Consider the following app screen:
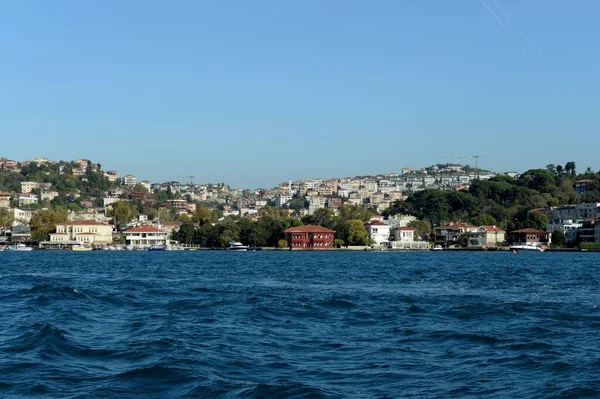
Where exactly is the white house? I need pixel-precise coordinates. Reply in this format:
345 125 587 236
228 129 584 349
469 226 506 248
364 220 391 247
124 225 168 248
389 226 429 249
13 208 36 225
547 219 582 244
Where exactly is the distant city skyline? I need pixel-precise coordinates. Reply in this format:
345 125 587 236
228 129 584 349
2 1 599 188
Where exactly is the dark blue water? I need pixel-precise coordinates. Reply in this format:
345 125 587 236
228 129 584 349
1 251 600 398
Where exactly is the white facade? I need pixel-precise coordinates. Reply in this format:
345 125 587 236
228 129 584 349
392 227 415 242
547 219 582 244
18 194 38 207
50 220 113 244
124 225 168 248
386 214 417 229
548 203 600 222
469 226 506 248
13 208 36 226
41 191 59 202
123 174 137 187
275 194 292 208
20 181 52 193
365 221 391 247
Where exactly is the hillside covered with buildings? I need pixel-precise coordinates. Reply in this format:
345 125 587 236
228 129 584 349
0 156 599 250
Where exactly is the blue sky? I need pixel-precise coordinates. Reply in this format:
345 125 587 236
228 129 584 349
1 0 599 188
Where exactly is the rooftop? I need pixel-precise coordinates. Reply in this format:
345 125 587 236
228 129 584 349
284 225 335 234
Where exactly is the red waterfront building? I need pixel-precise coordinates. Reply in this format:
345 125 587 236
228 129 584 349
284 225 335 250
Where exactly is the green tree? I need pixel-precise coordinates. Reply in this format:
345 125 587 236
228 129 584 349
0 208 14 236
551 231 566 248
334 238 345 248
347 219 369 246
278 239 288 248
191 206 216 225
457 232 470 248
565 161 576 177
107 201 139 230
470 213 497 227
339 204 372 222
30 207 68 241
407 220 431 240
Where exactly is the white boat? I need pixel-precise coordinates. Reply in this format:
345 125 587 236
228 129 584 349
7 243 33 251
227 241 249 251
510 244 544 252
72 242 93 251
431 245 443 251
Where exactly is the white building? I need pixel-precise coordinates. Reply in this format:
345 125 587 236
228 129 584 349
49 220 113 245
123 174 137 187
469 226 506 248
547 219 582 244
18 193 38 207
548 203 600 222
364 220 391 247
363 181 378 193
13 208 36 226
386 214 417 229
41 191 59 202
389 226 429 249
124 225 168 248
104 170 120 182
275 194 292 208
139 181 151 192
20 181 52 193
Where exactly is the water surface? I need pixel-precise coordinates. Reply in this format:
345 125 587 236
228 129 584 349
1 251 599 398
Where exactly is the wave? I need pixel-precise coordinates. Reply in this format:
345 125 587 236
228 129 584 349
234 381 340 399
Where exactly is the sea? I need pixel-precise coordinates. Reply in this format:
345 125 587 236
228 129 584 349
0 251 599 398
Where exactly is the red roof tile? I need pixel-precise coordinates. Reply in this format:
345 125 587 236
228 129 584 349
480 226 505 232
284 225 335 234
510 228 547 234
394 226 415 231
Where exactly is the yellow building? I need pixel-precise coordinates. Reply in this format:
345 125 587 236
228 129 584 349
49 220 113 245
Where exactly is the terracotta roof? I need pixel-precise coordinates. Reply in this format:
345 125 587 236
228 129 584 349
125 225 165 233
510 228 547 234
480 226 505 233
394 226 415 231
284 225 335 234
74 232 98 235
575 179 593 183
60 220 107 226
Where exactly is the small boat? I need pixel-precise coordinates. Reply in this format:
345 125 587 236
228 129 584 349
227 241 249 251
509 244 544 252
72 242 93 251
7 243 33 251
431 245 443 251
148 245 166 251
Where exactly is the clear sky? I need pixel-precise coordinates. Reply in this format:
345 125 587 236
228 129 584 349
1 1 598 188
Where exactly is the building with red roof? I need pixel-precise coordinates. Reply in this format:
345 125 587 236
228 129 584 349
284 225 335 250
508 228 549 246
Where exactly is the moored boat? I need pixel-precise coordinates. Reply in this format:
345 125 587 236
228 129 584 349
72 242 93 251
7 243 33 251
227 241 249 251
509 244 544 252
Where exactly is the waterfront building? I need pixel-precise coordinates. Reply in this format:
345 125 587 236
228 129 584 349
434 222 477 247
50 220 113 245
124 225 168 248
468 226 506 248
284 225 335 250
364 220 391 248
508 228 550 246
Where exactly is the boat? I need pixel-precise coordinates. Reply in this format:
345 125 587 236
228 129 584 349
7 243 33 251
509 244 544 252
147 245 166 251
72 242 93 251
227 241 249 251
431 245 443 251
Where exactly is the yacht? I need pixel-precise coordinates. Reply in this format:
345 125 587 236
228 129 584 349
227 241 249 251
509 244 544 252
7 243 33 251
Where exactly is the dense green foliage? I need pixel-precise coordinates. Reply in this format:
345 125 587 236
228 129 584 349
383 163 596 231
30 207 68 241
172 204 373 248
